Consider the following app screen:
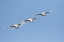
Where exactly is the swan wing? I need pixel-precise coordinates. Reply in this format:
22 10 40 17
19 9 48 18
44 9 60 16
20 20 26 26
4 26 15 28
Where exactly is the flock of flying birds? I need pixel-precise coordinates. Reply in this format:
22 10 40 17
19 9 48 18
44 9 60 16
4 10 54 29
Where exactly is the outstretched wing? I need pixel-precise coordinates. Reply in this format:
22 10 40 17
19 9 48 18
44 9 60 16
17 24 21 26
25 20 30 22
44 10 54 14
33 18 38 20
4 26 15 28
20 20 27 26
44 12 50 14
31 14 42 16
9 26 15 27
37 14 42 15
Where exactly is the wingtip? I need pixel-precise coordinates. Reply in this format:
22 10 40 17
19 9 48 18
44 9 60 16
50 11 53 12
4 26 10 28
31 15 37 16
31 15 34 16
50 10 55 12
53 10 55 11
3 27 6 28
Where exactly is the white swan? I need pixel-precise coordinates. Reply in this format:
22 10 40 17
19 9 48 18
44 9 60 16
4 24 21 29
25 18 38 23
32 11 54 16
4 20 27 29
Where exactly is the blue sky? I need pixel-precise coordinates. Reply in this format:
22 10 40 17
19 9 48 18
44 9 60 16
0 0 64 42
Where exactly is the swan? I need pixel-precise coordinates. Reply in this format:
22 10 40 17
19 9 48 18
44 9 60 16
32 11 54 16
4 24 21 29
4 20 27 29
24 18 38 23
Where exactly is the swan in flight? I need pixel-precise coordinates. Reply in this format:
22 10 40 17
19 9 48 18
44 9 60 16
4 24 21 29
31 10 54 16
25 18 38 23
4 20 27 29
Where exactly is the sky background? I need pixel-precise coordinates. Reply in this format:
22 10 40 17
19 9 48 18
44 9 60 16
0 0 64 42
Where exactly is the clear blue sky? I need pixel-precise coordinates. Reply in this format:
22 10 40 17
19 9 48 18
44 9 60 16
0 0 64 42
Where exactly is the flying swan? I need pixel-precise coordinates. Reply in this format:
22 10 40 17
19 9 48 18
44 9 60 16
4 20 27 29
31 11 54 16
